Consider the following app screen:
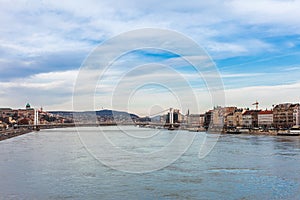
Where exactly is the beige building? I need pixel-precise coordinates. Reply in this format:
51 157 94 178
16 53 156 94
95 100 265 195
212 106 224 128
226 113 234 127
187 114 204 127
212 106 237 128
225 108 244 127
273 103 299 128
233 109 244 127
242 110 260 128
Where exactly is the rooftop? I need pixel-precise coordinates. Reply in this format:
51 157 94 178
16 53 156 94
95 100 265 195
243 110 261 115
258 110 273 115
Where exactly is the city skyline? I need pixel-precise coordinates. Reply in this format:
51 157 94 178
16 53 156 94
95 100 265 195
1 1 300 116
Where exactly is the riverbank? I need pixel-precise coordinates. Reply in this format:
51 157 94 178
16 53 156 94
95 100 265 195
0 123 121 141
246 130 278 136
176 127 284 136
0 128 33 141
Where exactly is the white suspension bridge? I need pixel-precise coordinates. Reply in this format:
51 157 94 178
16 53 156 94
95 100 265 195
14 108 183 131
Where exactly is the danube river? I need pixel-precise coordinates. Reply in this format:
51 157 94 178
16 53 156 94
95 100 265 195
0 126 300 199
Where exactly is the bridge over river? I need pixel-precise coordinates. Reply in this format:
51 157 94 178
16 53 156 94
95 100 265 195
14 121 184 130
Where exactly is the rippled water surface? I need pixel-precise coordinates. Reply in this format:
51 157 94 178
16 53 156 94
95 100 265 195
0 126 300 199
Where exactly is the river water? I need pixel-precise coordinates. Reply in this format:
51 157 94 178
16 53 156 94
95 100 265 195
0 126 300 199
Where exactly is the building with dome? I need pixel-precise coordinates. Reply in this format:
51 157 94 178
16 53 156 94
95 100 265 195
26 103 31 109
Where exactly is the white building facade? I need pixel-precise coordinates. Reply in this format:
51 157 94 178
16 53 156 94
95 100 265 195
293 105 300 126
258 110 273 127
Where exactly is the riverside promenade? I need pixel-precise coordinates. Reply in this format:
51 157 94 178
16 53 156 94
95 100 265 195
0 128 32 141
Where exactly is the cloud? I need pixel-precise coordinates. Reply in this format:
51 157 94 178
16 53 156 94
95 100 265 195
280 66 300 72
225 81 300 110
0 65 299 116
0 0 289 69
228 0 300 29
0 70 78 109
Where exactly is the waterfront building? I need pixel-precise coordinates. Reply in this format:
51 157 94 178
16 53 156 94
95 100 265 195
233 109 244 127
273 103 299 128
18 104 35 125
187 114 204 127
0 108 13 114
177 112 185 123
223 107 237 127
226 113 234 127
258 110 273 128
212 106 237 128
211 106 224 128
200 114 205 126
293 105 300 126
242 110 261 128
0 121 6 129
204 110 212 128
0 108 15 124
224 108 245 127
242 111 252 128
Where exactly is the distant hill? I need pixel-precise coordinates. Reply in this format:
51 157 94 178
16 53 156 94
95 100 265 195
49 109 139 120
150 115 161 122
95 109 139 119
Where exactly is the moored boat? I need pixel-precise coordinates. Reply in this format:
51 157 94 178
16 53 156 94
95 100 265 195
278 126 300 136
226 128 241 134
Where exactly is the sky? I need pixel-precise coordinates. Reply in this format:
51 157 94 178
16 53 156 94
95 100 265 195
1 0 300 116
